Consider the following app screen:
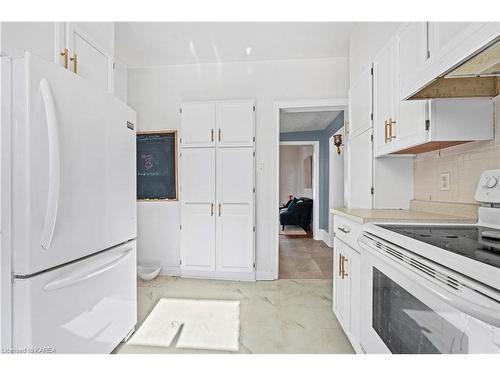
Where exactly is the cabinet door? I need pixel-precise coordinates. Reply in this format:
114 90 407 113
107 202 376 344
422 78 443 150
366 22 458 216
333 238 350 331
373 38 396 156
181 102 216 148
346 245 360 347
349 66 373 139
428 22 478 57
346 129 373 209
216 148 255 274
394 23 429 151
66 23 111 93
180 148 216 271
216 101 255 147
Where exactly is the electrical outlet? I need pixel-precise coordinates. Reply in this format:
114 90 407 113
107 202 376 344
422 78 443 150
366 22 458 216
440 172 451 191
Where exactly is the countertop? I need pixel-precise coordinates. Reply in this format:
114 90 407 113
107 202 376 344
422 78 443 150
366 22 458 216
330 207 477 225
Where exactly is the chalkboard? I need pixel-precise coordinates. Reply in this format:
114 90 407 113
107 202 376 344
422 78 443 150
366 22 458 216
137 131 177 200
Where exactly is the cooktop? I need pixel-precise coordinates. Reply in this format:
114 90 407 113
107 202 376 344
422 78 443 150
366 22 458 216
379 225 500 269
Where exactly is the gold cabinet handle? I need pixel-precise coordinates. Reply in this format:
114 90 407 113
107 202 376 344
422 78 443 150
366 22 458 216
210 203 214 216
218 128 221 142
339 254 342 276
389 118 396 141
70 54 78 74
218 203 221 217
211 129 214 142
60 48 69 69
384 120 389 143
342 257 348 278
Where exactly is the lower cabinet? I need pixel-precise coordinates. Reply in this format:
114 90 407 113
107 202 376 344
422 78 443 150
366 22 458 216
333 219 362 353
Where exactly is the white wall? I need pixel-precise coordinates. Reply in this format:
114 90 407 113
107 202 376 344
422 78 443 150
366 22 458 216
349 22 401 85
128 57 349 278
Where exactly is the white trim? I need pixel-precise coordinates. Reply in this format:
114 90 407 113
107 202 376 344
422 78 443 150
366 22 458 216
159 266 181 277
318 229 333 248
273 98 348 280
279 140 320 240
256 271 275 281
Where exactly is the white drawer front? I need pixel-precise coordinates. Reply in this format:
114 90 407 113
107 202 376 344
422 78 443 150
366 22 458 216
333 215 362 251
12 241 137 354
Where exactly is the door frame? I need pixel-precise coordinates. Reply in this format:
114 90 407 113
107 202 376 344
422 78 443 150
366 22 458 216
273 98 348 280
279 141 320 239
328 129 345 246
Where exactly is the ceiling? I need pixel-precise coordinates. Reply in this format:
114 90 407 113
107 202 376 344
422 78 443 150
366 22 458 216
280 110 342 133
115 22 356 66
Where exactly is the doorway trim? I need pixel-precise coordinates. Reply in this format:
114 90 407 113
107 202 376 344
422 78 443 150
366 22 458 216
273 98 348 280
279 141 320 239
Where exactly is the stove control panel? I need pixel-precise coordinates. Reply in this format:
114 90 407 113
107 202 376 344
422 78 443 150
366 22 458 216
475 169 500 203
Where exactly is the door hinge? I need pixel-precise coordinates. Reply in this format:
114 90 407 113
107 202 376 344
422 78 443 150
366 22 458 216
253 105 255 111
253 226 256 232
180 259 182 265
253 136 255 142
425 120 430 131
370 113 373 121
370 134 373 142
426 50 431 59
253 151 255 157
253 187 255 193
370 187 374 195
253 262 256 269
180 138 182 144
112 62 116 69
180 108 182 114
179 224 182 230
370 67 373 75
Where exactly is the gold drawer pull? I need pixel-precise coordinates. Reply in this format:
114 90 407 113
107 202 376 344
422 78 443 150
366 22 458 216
389 118 396 141
70 54 78 74
60 48 68 69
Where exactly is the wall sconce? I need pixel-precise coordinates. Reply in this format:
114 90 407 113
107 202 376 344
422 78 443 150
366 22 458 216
333 134 343 155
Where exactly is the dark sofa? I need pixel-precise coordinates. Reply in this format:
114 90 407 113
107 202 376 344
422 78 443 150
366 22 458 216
279 197 313 231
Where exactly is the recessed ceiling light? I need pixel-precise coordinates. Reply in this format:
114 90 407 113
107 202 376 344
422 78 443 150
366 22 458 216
245 47 252 55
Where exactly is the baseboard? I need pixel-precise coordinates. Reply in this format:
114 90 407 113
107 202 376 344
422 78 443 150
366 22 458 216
317 229 333 247
180 269 256 281
256 271 276 280
160 265 181 276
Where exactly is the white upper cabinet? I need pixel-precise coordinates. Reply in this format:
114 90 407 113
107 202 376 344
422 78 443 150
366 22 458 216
373 37 396 157
401 22 500 99
348 66 373 139
181 102 217 148
216 100 255 147
65 23 113 93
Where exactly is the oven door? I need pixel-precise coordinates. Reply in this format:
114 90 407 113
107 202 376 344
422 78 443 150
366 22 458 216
359 233 500 354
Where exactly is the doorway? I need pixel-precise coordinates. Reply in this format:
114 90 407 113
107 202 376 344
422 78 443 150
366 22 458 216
274 99 348 279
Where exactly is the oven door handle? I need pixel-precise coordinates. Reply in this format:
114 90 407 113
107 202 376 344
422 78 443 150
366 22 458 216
359 234 500 328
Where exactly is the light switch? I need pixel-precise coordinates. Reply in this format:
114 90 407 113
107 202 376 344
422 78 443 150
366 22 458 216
440 172 451 191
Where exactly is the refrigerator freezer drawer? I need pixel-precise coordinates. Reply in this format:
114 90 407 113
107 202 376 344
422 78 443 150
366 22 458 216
12 241 137 354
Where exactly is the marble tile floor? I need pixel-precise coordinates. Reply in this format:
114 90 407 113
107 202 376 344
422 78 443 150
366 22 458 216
279 236 333 279
114 276 354 354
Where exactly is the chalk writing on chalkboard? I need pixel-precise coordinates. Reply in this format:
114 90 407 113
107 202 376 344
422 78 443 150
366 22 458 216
137 131 178 200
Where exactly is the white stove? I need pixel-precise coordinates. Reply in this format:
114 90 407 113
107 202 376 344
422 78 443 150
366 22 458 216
358 169 500 354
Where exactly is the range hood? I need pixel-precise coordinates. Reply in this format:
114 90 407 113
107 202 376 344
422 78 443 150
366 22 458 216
409 38 500 100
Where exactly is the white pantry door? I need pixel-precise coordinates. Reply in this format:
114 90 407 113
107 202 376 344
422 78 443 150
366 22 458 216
180 148 216 271
216 100 255 147
66 23 111 92
216 148 254 274
346 129 373 209
181 102 217 147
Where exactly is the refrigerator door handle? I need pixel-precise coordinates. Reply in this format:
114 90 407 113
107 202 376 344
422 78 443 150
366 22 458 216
40 78 61 250
43 246 133 292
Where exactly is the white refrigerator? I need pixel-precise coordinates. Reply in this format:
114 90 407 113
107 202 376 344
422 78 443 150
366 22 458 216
1 52 137 353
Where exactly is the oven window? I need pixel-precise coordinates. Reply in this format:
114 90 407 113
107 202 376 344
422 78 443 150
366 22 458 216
372 267 468 354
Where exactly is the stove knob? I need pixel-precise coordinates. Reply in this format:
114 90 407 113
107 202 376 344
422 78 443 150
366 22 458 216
483 176 498 188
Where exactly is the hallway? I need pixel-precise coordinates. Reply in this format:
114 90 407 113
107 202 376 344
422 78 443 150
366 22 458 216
279 236 333 279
